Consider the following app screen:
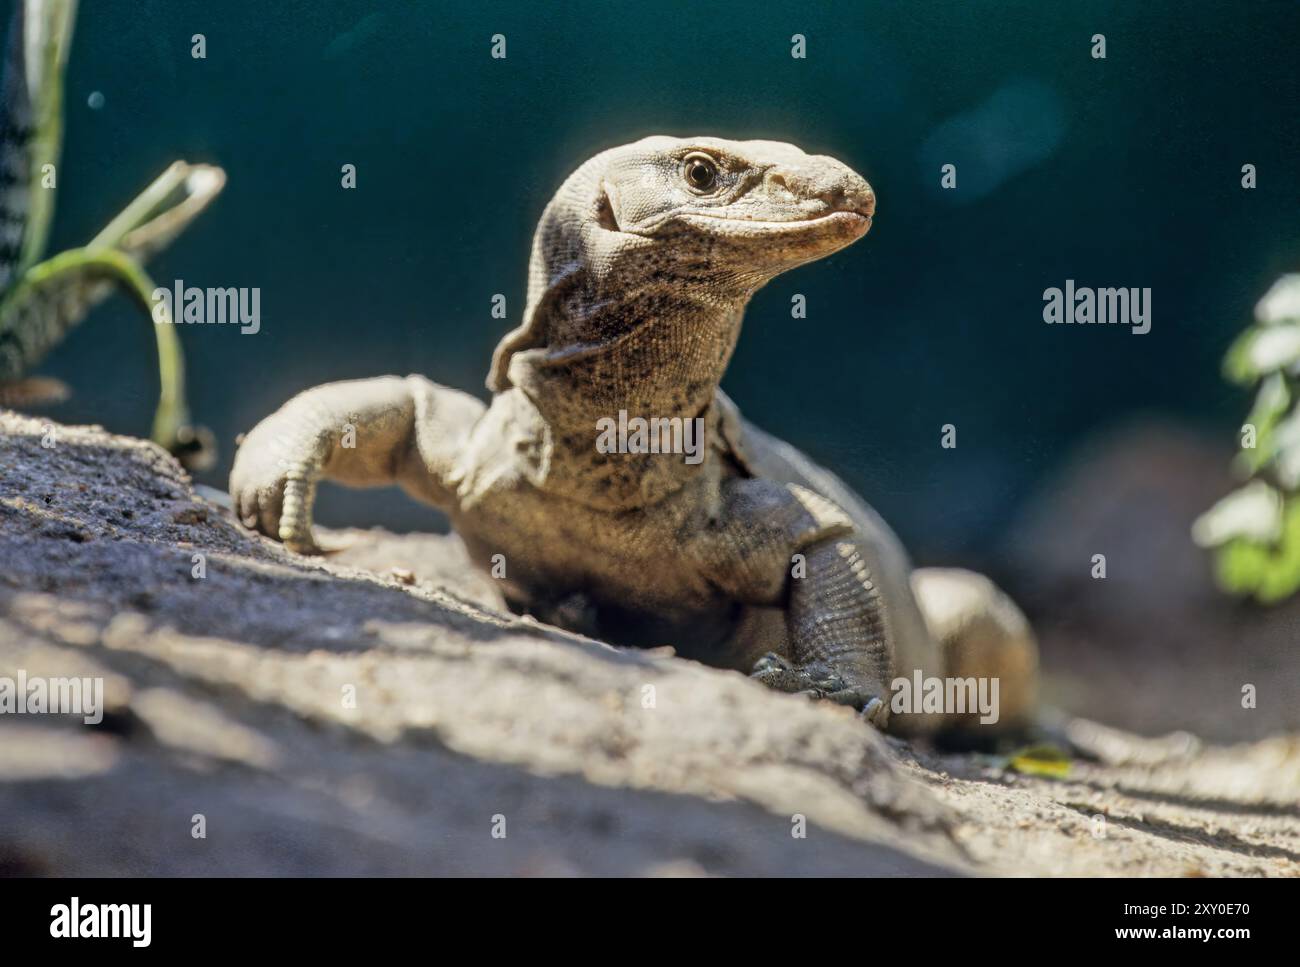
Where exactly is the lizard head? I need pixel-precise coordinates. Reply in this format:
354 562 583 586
489 136 875 395
593 136 875 285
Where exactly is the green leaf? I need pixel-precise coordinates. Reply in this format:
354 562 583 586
1192 480 1283 547
1255 274 1300 326
1237 374 1289 473
1210 496 1300 602
1246 372 1289 433
1224 324 1300 384
1272 405 1300 490
1214 536 1274 595
1204 275 1300 605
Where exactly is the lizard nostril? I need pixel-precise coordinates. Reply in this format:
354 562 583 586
766 166 874 217
840 181 876 218
813 177 874 217
764 169 800 203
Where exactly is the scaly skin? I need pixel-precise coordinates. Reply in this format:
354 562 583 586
230 136 1037 733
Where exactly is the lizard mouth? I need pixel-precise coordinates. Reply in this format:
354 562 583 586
676 209 873 236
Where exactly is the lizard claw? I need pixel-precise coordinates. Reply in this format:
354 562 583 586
750 652 889 725
860 696 888 726
751 652 812 692
229 410 328 555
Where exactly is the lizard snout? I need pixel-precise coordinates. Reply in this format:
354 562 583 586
815 165 876 220
830 176 875 219
764 162 875 220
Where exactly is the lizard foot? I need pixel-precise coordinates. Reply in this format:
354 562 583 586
750 652 889 725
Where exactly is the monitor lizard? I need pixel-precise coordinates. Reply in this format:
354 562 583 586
230 136 1037 733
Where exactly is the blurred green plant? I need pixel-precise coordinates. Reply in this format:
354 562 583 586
1193 275 1300 602
0 0 223 470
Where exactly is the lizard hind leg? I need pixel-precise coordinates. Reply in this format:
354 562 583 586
909 567 1039 737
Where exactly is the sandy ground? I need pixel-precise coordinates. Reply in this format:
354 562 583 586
0 411 1296 876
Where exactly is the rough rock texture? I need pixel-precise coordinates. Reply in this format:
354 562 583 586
1 411 1297 876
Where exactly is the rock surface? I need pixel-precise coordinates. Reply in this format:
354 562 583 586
1 411 1297 876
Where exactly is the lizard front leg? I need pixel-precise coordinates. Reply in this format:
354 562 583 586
686 479 894 724
229 374 483 551
755 537 893 722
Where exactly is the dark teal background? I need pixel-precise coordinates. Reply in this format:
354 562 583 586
17 0 1300 561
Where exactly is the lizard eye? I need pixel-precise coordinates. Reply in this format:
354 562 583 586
682 154 718 192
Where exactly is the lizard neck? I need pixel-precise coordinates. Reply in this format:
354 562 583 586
513 283 747 431
484 154 764 510
493 269 751 510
